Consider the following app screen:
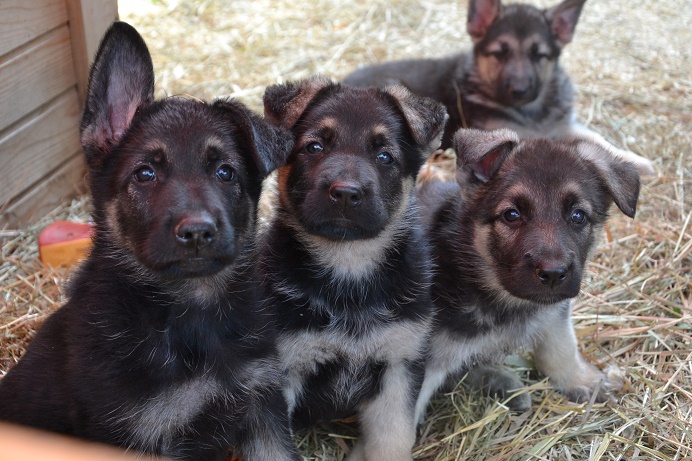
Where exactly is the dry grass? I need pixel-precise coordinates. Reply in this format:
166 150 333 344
1 0 690 459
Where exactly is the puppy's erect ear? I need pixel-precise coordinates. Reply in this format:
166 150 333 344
467 0 502 42
382 85 448 155
263 76 334 129
80 21 155 168
545 0 587 47
452 128 519 182
213 100 294 178
577 141 640 218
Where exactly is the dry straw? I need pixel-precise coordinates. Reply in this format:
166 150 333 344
2 0 690 459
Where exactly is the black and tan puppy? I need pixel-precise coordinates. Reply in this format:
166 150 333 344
415 128 639 421
260 76 447 460
343 0 654 176
0 22 299 461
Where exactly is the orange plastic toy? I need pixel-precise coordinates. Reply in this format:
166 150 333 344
38 221 94 268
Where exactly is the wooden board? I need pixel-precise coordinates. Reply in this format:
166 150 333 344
0 25 76 131
0 0 116 227
0 0 68 58
0 89 82 206
66 0 119 104
0 153 87 229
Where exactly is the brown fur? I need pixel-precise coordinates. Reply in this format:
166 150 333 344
415 128 639 420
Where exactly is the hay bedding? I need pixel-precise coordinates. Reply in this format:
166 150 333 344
1 0 690 459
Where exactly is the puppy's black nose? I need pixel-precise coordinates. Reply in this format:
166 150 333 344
535 265 569 288
329 181 363 207
175 214 217 248
511 87 529 100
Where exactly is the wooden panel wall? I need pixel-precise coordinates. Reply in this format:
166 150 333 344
0 0 117 228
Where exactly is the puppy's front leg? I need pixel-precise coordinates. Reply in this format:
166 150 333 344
348 363 418 461
532 302 626 404
569 122 655 176
239 392 302 461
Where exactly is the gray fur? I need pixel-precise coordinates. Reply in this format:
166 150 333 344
343 0 655 175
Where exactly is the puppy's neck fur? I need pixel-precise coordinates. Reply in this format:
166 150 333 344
280 180 416 282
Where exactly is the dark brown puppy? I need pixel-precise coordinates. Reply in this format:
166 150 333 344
261 76 447 461
0 22 298 461
343 0 654 175
415 128 639 421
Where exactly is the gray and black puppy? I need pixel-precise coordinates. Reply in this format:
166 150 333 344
260 76 447 461
344 0 654 176
415 128 639 421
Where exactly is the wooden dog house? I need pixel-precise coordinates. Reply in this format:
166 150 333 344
0 0 118 228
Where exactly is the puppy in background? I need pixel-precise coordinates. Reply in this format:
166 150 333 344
344 0 655 176
415 128 639 421
260 76 447 461
0 22 299 461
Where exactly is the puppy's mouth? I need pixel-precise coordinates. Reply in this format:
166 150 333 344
517 289 577 305
498 86 540 107
151 256 236 279
501 279 581 305
304 218 382 241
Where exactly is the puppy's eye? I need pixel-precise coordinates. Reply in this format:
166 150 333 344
570 209 587 224
491 43 509 58
376 152 394 165
305 142 324 154
134 166 156 182
530 44 549 60
503 209 521 223
216 164 235 182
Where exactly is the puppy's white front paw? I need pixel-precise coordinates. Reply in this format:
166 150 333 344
345 441 413 461
559 363 627 404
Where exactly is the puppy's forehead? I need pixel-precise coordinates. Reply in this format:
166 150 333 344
484 5 552 44
129 103 244 168
498 180 593 213
301 92 402 141
497 143 601 209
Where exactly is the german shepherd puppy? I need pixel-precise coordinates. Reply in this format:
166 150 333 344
343 0 655 176
414 128 639 421
0 22 299 461
260 76 447 460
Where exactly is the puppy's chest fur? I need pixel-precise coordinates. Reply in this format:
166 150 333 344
278 318 430 424
73 264 281 449
279 317 429 372
264 221 432 332
262 222 432 420
430 302 565 372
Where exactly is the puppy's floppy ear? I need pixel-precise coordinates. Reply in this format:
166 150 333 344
382 85 448 155
213 100 294 178
452 128 519 183
467 0 502 43
576 141 640 218
263 75 334 129
80 21 155 169
545 0 586 47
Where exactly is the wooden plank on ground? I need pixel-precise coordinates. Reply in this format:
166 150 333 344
0 0 68 58
0 25 76 130
0 422 166 461
0 154 87 229
0 89 82 207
